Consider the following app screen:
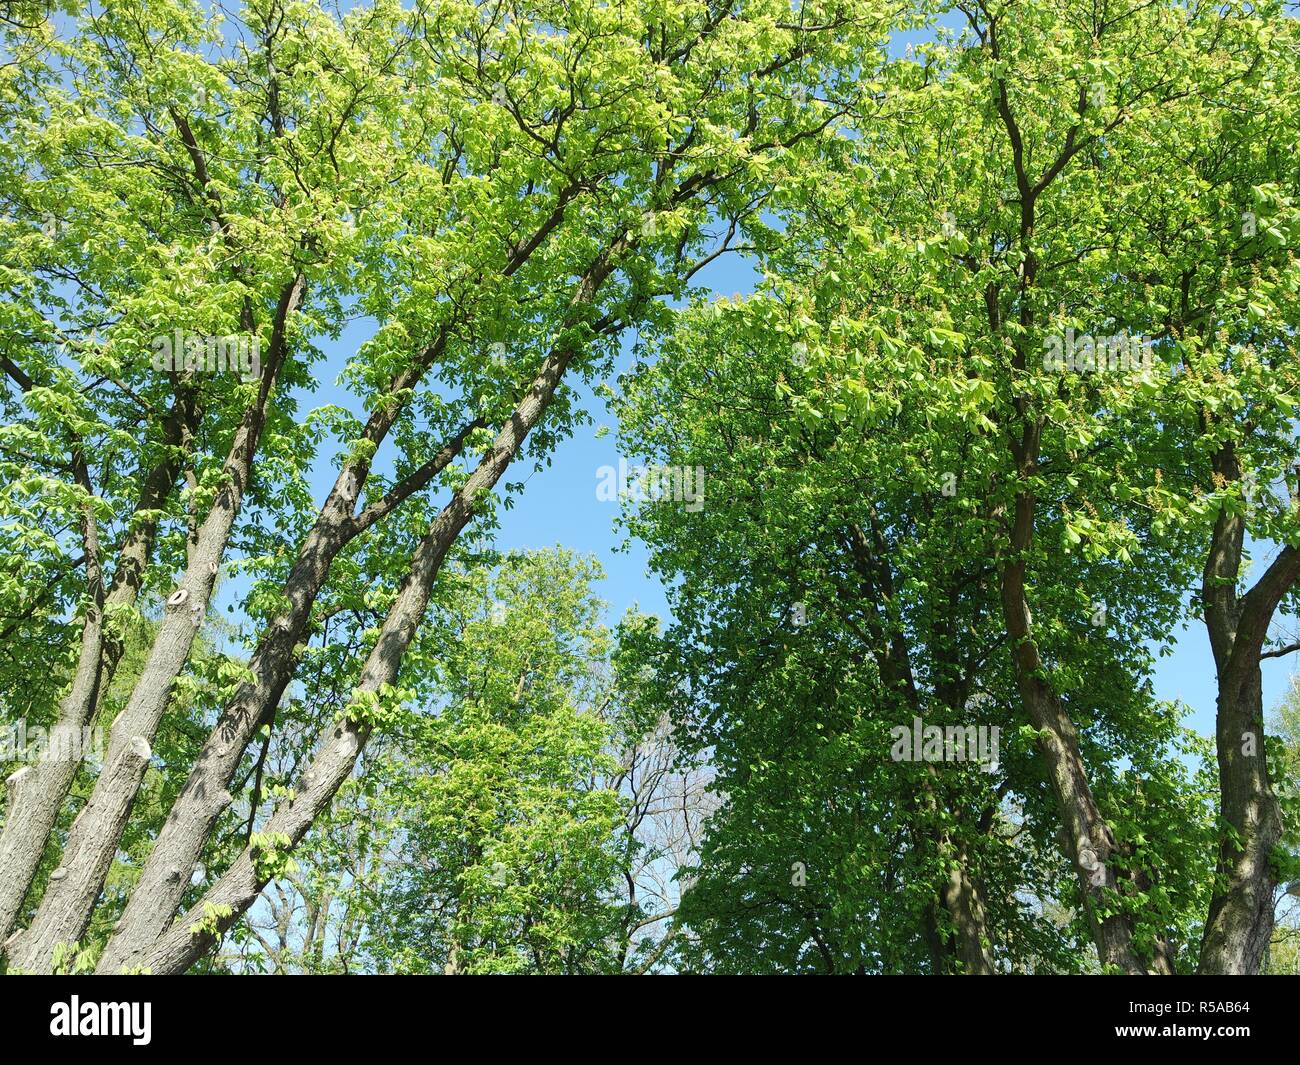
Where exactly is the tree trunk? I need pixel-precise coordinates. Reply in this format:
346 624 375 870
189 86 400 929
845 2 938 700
139 314 595 975
4 278 303 972
97 174 592 972
1200 662 1281 973
0 497 103 952
6 500 239 972
840 523 996 974
0 386 197 947
1197 444 1295 973
940 842 995 975
96 415 478 972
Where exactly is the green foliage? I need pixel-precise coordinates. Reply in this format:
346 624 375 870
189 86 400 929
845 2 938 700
2 0 1298 978
220 550 671 975
611 0 1297 973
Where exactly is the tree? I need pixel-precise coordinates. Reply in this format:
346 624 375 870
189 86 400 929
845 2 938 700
616 0 1285 974
362 551 626 975
206 551 698 975
5 0 1295 979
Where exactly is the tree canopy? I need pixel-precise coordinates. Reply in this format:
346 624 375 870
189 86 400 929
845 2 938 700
1 0 1298 977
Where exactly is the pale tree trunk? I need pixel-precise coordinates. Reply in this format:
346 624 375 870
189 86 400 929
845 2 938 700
99 68 775 968
111 186 746 969
95 172 595 972
0 492 102 950
1197 443 1296 974
96 413 478 972
4 278 304 972
139 298 602 974
95 167 606 973
11 8 840 970
2 77 265 961
0 378 197 946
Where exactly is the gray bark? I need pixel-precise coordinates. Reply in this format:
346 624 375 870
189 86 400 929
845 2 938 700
4 277 303 972
0 383 197 947
96 175 591 972
6 509 235 972
141 306 595 974
96 414 478 972
0 494 103 953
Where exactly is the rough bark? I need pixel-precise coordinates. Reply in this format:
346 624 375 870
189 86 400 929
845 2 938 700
96 175 591 972
915 804 996 976
141 291 601 974
940 840 995 975
96 414 479 972
0 382 197 946
1197 443 1296 974
4 277 303 972
1199 662 1280 973
81 37 777 966
0 492 103 951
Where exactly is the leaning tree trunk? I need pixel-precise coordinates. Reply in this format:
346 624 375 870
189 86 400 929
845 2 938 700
0 385 197 947
5 489 244 973
98 175 594 972
0 493 103 950
96 414 479 972
139 314 594 975
4 279 303 973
